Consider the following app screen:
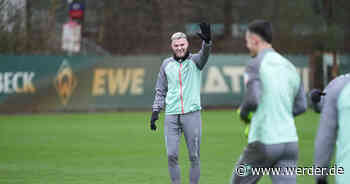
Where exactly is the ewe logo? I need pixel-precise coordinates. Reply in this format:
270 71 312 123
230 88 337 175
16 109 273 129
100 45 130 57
54 60 77 105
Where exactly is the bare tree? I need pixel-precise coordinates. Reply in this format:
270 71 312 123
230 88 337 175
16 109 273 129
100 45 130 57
0 0 9 31
25 0 32 52
223 0 232 38
47 0 61 52
0 0 25 53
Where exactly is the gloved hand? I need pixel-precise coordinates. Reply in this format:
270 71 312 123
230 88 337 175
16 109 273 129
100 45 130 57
236 108 253 124
309 89 326 104
316 177 327 184
236 108 252 138
150 111 160 131
197 22 211 43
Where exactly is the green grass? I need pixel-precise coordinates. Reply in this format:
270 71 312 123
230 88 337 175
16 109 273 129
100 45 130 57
0 110 333 184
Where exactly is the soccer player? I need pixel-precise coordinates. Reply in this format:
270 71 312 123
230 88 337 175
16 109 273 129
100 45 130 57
232 20 307 184
310 74 350 184
150 22 212 184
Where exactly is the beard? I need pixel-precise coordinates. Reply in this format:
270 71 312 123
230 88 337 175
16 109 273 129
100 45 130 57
173 50 190 62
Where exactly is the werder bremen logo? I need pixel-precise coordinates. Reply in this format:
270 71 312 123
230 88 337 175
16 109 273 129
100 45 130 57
54 60 77 105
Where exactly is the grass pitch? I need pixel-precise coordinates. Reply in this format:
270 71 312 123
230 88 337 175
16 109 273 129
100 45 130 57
0 110 333 184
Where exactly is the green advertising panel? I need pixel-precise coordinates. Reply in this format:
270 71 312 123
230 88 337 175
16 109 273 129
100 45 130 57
0 54 310 113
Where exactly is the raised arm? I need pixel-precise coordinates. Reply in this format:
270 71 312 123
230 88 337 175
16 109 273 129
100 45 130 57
192 22 212 70
192 41 212 70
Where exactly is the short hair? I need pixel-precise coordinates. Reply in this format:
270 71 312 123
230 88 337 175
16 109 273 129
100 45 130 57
171 32 187 41
247 20 272 44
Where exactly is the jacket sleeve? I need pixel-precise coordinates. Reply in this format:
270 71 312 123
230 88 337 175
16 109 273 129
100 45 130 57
292 82 307 116
314 75 350 181
240 60 261 122
314 85 339 181
191 41 212 70
152 61 168 112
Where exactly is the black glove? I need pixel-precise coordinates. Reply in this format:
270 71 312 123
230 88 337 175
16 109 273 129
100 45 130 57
309 89 326 104
237 107 253 124
197 22 211 43
150 111 160 131
316 177 327 184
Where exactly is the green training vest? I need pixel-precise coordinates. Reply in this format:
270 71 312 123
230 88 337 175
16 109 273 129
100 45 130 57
248 52 300 144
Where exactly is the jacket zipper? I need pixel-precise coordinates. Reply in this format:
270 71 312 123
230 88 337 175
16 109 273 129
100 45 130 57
179 62 184 114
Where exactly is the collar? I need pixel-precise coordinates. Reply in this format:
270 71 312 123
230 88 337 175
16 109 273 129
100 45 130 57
173 51 190 62
257 47 274 57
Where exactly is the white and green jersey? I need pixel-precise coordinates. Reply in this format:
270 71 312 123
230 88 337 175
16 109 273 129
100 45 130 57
152 41 211 115
239 48 307 144
313 74 350 184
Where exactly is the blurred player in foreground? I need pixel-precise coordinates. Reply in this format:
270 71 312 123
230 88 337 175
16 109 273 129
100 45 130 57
232 20 307 184
150 23 212 184
310 74 350 184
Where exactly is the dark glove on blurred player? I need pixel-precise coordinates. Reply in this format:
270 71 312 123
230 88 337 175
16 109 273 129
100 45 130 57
309 89 326 104
150 111 159 131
